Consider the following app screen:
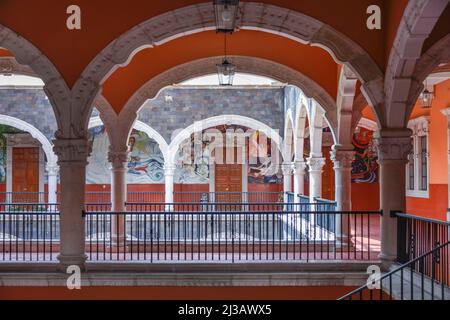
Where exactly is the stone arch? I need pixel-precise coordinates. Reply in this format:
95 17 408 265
405 34 450 121
294 99 309 162
0 24 73 137
167 114 285 166
0 115 57 165
115 56 338 150
284 110 295 163
81 2 384 126
133 121 169 164
384 0 449 128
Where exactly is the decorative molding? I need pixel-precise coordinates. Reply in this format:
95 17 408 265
53 138 92 165
108 151 130 170
408 115 430 136
292 161 307 175
374 130 413 162
281 162 293 176
307 157 326 171
330 149 355 170
357 117 378 132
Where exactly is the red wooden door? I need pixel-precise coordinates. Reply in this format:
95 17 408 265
12 148 39 203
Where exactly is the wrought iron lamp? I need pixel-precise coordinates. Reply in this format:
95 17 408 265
216 34 236 86
213 0 239 33
419 82 434 109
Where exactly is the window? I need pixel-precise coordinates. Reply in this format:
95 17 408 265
406 116 429 198
408 151 415 191
419 136 428 191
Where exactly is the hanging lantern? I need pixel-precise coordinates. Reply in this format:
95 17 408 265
216 58 236 86
419 88 434 109
213 0 239 33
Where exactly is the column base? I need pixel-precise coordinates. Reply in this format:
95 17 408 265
57 254 87 272
378 252 397 271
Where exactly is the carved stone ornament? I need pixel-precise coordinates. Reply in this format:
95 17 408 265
53 138 93 164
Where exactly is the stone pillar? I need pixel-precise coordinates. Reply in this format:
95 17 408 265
53 138 92 270
281 162 293 199
374 129 412 266
292 160 307 200
331 147 355 241
46 164 59 204
307 157 326 202
108 150 129 245
164 165 176 211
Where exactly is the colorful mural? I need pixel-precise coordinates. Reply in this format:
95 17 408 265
175 136 210 184
247 131 283 184
86 126 165 184
0 125 25 183
351 128 378 183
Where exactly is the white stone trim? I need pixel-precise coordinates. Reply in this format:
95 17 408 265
0 115 57 166
406 116 430 199
357 117 378 132
168 115 284 166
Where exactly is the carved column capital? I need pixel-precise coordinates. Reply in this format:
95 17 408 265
292 161 307 175
164 165 176 176
374 130 413 163
108 150 130 170
307 157 326 172
53 138 92 166
281 162 293 176
331 149 355 170
45 164 60 176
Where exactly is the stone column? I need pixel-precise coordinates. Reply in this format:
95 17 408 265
164 165 176 211
307 157 326 202
53 138 92 270
331 147 355 241
108 150 129 245
46 164 59 204
281 162 293 199
292 160 307 200
374 129 412 266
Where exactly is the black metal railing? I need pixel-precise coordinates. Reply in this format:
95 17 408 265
338 241 450 300
83 203 381 262
0 203 60 261
396 212 450 286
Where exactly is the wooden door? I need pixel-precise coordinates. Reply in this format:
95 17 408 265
12 148 39 203
214 146 243 209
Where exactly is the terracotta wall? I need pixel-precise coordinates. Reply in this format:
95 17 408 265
406 79 450 221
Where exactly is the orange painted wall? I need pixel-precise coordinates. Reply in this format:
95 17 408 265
0 286 357 300
406 79 450 221
352 183 380 211
0 0 389 88
102 30 339 113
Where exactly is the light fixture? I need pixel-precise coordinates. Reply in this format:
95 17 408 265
419 81 434 109
217 34 236 86
213 0 239 33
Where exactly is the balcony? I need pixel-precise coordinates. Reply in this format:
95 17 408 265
0 192 381 265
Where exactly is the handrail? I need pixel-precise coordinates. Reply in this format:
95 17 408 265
338 241 450 300
395 212 450 226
